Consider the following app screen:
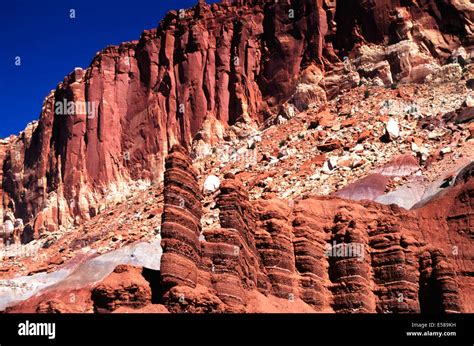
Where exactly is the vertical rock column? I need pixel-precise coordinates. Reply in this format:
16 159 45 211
369 218 420 313
254 199 296 300
160 145 203 289
328 212 376 313
201 173 260 308
291 200 332 311
419 250 463 313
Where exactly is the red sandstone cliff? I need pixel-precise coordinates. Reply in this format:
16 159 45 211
8 145 471 313
0 0 472 238
0 0 473 314
154 145 471 313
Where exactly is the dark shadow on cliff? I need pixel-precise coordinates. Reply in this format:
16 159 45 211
142 267 164 304
418 253 445 314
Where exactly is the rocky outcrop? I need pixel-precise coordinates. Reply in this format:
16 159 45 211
160 159 262 311
0 0 472 243
280 198 331 310
91 265 152 313
3 125 472 314
155 147 471 313
7 264 162 313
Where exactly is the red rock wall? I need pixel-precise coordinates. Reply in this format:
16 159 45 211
254 199 297 301
157 147 471 313
7 145 471 313
1 0 472 235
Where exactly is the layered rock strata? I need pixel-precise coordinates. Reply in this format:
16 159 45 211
1 0 473 241
160 145 203 290
157 147 470 313
4 145 472 313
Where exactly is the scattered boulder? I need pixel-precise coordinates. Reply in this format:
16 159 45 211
317 140 342 152
385 118 400 140
322 157 338 173
291 83 327 112
203 175 221 194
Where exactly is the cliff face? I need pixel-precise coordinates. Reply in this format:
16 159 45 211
4 144 472 313
0 0 472 237
157 145 471 313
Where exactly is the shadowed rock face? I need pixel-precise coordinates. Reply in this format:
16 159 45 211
333 0 473 57
155 146 470 313
0 0 472 238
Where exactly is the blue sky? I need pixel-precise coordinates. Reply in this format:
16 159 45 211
0 0 218 138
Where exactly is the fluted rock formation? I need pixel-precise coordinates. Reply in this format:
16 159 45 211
160 163 262 311
204 174 262 308
0 0 472 241
156 147 471 313
5 142 472 313
327 211 375 313
160 145 203 290
368 215 420 313
254 199 297 301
